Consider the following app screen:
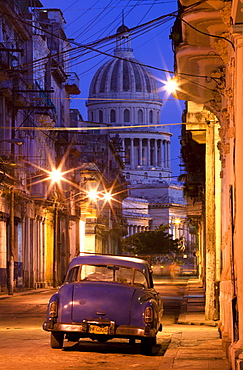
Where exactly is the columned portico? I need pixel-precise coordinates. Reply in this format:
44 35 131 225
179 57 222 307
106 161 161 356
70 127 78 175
121 136 171 171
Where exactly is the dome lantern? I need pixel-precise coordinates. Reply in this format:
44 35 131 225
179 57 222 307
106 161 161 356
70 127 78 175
115 23 133 58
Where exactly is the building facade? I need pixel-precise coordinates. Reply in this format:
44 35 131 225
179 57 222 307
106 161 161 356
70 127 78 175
171 0 243 368
0 1 125 293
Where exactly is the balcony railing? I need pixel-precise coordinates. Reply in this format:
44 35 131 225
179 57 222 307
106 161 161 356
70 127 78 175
65 72 80 95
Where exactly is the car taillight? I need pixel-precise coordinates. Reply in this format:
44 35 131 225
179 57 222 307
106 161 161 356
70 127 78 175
50 301 58 318
144 306 153 323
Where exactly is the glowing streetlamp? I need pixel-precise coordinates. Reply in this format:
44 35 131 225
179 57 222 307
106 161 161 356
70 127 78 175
48 169 63 184
164 77 179 94
103 192 112 202
0 138 24 146
87 189 98 202
48 168 65 288
174 218 181 226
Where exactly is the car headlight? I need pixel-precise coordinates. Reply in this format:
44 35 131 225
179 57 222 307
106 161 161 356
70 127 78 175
50 301 58 318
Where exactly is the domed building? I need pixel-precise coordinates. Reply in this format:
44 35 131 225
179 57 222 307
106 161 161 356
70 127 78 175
86 23 189 246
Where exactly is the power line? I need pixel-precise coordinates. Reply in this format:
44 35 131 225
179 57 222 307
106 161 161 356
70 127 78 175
1 122 185 131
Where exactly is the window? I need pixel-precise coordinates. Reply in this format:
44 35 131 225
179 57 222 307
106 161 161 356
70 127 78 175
126 172 130 179
134 270 148 288
99 110 103 123
149 110 153 124
138 109 143 123
90 111 94 122
144 172 148 179
110 109 116 123
80 264 133 285
66 266 80 283
124 109 130 123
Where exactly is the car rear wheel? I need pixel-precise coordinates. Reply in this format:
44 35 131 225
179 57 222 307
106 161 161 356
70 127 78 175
51 331 64 349
129 338 136 345
140 337 154 356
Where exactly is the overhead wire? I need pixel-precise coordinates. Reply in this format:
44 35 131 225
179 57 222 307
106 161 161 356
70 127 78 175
0 2 217 84
0 0 227 106
70 0 118 41
0 9 175 71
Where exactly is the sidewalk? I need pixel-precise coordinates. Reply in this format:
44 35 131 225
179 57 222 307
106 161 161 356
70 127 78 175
159 278 230 369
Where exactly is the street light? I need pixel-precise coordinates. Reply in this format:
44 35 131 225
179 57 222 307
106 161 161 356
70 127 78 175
48 168 65 288
164 77 179 94
0 138 24 146
48 169 63 183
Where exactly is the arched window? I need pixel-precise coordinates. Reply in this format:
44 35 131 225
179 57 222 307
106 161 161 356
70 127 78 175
99 110 103 123
90 111 94 122
124 109 130 123
138 109 143 123
157 111 160 124
144 172 148 179
110 109 116 123
149 110 153 124
126 172 130 179
159 173 162 180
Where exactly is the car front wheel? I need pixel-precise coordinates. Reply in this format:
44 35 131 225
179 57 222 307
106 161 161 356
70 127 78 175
51 331 64 349
140 337 154 356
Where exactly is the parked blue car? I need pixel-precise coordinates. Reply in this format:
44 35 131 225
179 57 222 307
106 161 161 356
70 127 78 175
43 254 163 355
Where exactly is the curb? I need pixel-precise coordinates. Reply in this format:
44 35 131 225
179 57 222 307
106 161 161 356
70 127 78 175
0 288 56 299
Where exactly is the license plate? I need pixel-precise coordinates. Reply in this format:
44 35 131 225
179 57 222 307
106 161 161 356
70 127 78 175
89 325 109 335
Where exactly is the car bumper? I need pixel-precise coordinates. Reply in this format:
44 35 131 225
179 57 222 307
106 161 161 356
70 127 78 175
43 319 157 338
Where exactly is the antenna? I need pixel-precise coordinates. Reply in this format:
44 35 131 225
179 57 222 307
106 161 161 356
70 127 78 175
122 9 125 25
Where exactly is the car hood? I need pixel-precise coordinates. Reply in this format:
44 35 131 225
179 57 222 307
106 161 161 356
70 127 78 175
70 282 137 325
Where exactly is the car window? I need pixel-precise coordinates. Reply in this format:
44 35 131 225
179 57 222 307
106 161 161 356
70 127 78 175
66 264 149 288
80 264 133 285
66 266 80 283
134 270 148 288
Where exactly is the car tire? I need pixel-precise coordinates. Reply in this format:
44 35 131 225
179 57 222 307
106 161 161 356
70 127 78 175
129 338 136 345
140 337 154 356
51 331 64 349
152 336 157 345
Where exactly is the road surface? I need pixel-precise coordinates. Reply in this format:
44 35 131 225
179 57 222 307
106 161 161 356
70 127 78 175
0 277 187 369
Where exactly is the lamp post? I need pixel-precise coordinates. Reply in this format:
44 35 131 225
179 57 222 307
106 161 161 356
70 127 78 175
53 192 58 288
48 169 63 288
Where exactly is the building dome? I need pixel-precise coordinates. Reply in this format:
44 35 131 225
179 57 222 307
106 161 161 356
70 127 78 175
88 24 161 102
116 23 129 34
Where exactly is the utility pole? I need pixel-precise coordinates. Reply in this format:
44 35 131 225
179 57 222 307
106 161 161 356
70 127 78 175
7 187 14 295
7 88 16 295
53 194 58 288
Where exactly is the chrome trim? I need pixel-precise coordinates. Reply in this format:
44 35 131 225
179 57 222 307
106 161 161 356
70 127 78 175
43 321 156 338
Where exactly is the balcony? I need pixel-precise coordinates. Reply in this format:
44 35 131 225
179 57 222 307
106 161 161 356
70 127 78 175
172 1 229 104
65 72 81 95
51 57 67 84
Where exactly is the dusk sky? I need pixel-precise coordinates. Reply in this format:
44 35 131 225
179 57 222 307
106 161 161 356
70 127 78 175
40 0 184 178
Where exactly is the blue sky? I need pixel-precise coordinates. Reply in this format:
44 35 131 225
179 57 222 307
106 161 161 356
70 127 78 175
40 0 184 178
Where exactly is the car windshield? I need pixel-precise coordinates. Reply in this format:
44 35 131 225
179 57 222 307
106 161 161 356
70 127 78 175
66 264 148 288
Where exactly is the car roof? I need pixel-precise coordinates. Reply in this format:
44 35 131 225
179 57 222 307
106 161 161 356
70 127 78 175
68 254 150 272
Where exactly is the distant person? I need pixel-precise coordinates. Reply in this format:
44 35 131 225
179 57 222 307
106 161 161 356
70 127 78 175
169 262 180 279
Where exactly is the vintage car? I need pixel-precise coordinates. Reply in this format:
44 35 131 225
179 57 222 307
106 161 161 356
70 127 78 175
43 254 163 355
